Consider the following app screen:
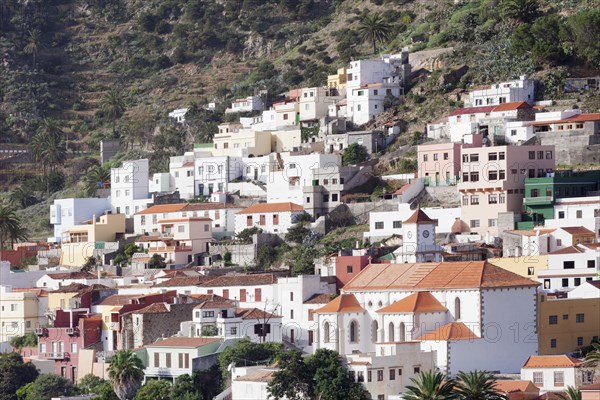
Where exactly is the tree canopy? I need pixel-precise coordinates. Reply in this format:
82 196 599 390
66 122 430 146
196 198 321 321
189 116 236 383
0 353 39 400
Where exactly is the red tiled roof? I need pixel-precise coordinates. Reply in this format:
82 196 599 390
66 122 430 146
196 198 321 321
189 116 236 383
195 299 236 309
560 226 595 236
532 112 600 126
11 288 49 297
343 262 539 291
448 106 496 117
132 303 169 314
403 209 436 224
314 294 365 313
303 293 336 304
376 292 447 314
237 202 304 214
522 355 582 368
148 337 221 348
47 271 97 280
183 203 242 211
549 246 582 255
158 217 212 223
492 101 532 112
200 273 276 287
495 380 539 394
417 322 479 341
235 308 281 320
134 204 187 215
155 276 215 287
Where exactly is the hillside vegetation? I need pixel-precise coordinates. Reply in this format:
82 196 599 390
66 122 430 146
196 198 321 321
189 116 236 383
1 0 599 238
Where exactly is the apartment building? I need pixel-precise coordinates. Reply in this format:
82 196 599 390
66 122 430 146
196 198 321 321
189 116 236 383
0 286 48 352
225 95 264 114
49 198 110 243
458 145 555 237
234 202 305 235
537 281 600 355
110 159 152 216
417 142 462 187
466 76 535 107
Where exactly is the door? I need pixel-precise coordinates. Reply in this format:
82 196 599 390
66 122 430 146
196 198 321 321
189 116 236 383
435 172 440 186
198 184 204 196
254 168 258 180
259 215 266 225
208 184 214 195
308 330 314 346
240 289 246 302
290 329 295 344
223 289 229 299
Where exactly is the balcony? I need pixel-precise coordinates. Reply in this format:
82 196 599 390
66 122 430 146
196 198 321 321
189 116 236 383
42 352 69 360
66 327 78 336
35 327 47 336
523 196 554 205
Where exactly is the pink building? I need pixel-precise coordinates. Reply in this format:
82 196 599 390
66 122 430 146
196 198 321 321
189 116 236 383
37 310 102 383
417 142 462 186
458 145 555 237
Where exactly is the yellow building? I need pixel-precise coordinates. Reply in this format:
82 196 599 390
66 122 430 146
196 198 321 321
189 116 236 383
328 67 348 90
0 287 48 350
488 256 548 280
60 213 126 267
537 282 600 355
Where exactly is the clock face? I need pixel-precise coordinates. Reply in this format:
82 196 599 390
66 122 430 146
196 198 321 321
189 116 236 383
407 231 413 239
423 230 430 238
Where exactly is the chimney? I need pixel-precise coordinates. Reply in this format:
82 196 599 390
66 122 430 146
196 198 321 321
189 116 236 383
92 214 96 226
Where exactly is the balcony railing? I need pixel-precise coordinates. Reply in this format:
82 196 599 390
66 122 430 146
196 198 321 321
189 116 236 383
66 327 78 336
41 352 69 360
35 327 47 336
523 196 554 205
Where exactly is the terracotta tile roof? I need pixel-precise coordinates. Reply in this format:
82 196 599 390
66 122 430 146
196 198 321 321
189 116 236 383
95 294 153 306
495 380 538 394
183 203 242 211
451 219 471 234
522 355 582 368
589 281 600 289
235 308 281 320
132 303 169 314
580 383 600 391
403 209 436 224
314 294 365 313
148 337 221 348
343 262 539 291
200 273 276 287
134 203 187 215
158 217 213 223
182 162 194 167
376 292 447 314
583 243 600 250
417 322 480 341
188 293 228 301
235 369 277 383
195 299 236 309
549 246 582 255
155 276 215 287
560 226 595 235
506 229 556 237
50 283 89 293
448 105 496 117
155 269 199 278
11 288 49 297
135 235 163 242
303 293 336 304
47 271 97 280
492 101 532 112
237 202 304 214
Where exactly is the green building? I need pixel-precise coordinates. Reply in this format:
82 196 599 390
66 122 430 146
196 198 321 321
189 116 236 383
518 170 600 229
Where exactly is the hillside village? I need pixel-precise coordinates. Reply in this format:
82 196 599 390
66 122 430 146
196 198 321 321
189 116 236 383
1 48 599 399
1 1 600 399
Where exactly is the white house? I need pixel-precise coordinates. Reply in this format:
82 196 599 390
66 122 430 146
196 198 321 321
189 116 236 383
234 202 305 235
520 355 583 394
364 203 461 241
149 173 172 193
195 155 243 196
505 120 535 144
347 81 401 126
49 198 110 243
467 75 535 107
170 152 196 200
169 108 189 123
35 271 115 291
299 86 344 122
110 159 152 216
229 366 280 400
539 243 599 291
273 275 336 352
392 209 444 263
545 196 600 239
314 261 540 375
187 297 283 343
225 95 264 114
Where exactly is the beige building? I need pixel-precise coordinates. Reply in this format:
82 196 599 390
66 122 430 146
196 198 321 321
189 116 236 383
458 145 555 237
60 213 126 267
212 124 271 157
488 256 549 280
328 67 348 90
0 287 48 351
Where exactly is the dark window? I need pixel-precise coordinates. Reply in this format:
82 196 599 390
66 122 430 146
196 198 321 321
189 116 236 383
462 172 469 182
377 370 384 381
254 323 271 336
563 314 568 320
470 172 479 182
347 265 353 273
562 278 569 287
414 367 420 374
529 151 535 159
576 314 585 323
390 369 395 380
551 339 557 348
577 337 584 346
549 315 558 325
563 261 575 269
368 371 372 382
588 260 596 268
575 278 581 286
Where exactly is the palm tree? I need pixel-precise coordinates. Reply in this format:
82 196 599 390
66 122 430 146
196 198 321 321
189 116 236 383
583 342 600 367
23 29 43 68
30 119 66 176
107 350 144 400
404 370 457 400
83 164 111 196
500 0 539 23
101 87 126 139
455 371 506 400
358 13 393 54
9 186 37 209
556 386 582 400
0 206 24 261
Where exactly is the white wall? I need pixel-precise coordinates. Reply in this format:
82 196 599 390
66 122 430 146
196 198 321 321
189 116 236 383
111 159 151 216
521 367 576 394
50 198 111 242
